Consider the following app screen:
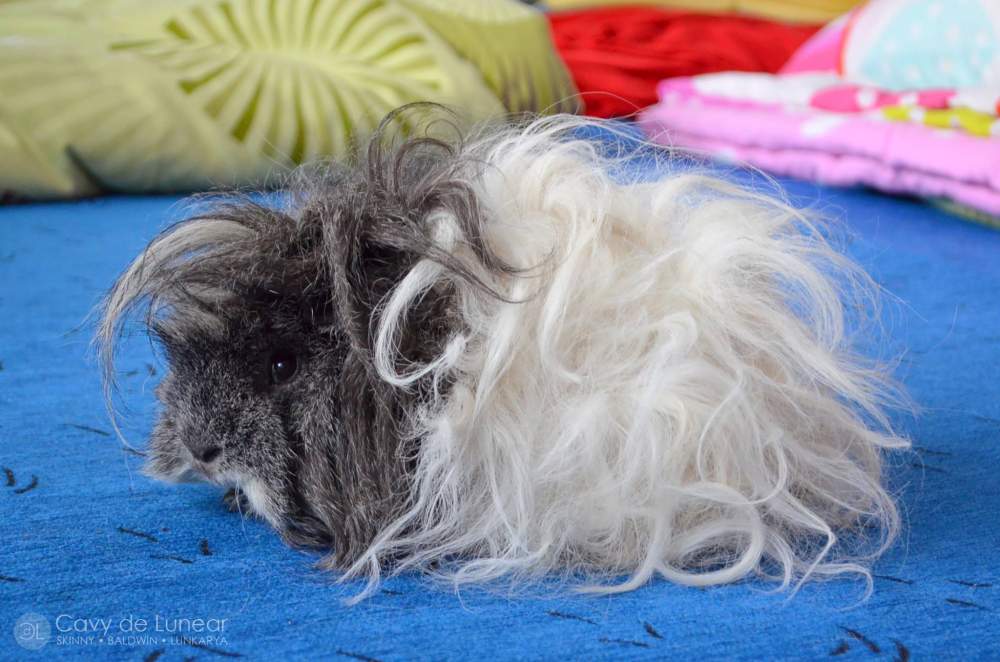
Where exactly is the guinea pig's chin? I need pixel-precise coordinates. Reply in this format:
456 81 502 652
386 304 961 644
237 477 284 528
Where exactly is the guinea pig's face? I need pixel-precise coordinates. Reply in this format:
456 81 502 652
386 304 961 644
100 131 491 568
144 291 341 540
100 188 457 566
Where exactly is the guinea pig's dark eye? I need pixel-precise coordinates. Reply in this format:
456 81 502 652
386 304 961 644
269 351 298 385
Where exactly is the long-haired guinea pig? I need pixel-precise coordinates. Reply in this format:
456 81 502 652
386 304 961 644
98 110 908 599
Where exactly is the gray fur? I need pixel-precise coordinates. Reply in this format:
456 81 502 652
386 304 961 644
99 112 510 567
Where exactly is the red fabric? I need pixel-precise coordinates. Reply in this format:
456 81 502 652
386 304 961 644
548 8 820 118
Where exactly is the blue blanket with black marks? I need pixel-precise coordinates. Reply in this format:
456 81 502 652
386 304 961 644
2 172 999 660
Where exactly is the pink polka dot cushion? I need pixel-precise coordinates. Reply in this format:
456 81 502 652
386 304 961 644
782 0 1000 90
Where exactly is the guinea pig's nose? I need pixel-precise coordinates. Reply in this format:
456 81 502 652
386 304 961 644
185 438 222 464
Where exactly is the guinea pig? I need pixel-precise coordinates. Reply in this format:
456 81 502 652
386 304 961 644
98 111 907 599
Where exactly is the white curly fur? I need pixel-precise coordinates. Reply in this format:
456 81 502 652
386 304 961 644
343 116 908 599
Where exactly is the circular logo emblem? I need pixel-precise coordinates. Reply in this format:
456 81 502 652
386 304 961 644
13 613 50 650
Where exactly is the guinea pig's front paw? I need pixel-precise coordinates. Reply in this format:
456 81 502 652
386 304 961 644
223 487 250 513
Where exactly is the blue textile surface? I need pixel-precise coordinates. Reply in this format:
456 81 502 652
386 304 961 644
1 176 999 660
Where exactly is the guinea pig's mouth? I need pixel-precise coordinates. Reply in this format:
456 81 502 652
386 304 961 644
188 461 243 490
144 449 284 526
144 446 237 487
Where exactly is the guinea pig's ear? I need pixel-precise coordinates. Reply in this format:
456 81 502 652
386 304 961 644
311 205 418 353
309 134 511 356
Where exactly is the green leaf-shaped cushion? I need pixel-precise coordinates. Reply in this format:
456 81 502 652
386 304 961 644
0 0 576 198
